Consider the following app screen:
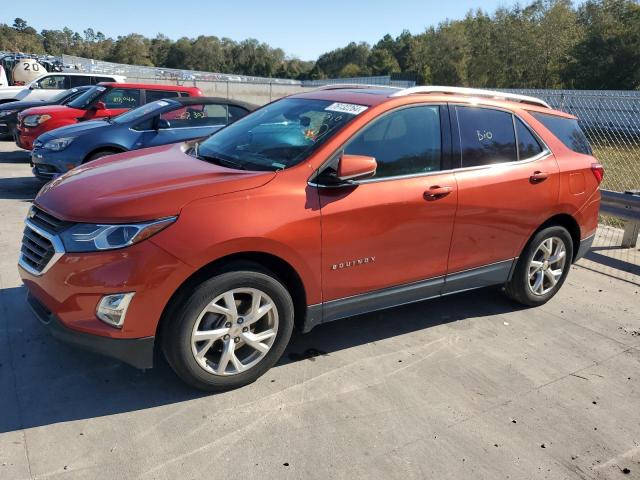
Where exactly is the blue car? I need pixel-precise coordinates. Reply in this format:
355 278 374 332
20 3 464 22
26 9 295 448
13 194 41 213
30 97 256 181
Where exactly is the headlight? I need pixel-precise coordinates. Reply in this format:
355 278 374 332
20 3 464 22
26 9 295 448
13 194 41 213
0 109 17 117
43 137 75 151
23 114 51 127
59 217 177 252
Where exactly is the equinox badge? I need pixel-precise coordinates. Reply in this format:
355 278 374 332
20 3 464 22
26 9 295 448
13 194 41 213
331 257 376 270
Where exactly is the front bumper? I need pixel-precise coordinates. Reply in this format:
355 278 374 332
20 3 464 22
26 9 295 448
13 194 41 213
27 292 155 369
31 147 74 181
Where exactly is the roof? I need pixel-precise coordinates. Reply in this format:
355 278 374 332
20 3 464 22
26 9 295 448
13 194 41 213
96 82 201 92
174 96 258 111
291 85 574 118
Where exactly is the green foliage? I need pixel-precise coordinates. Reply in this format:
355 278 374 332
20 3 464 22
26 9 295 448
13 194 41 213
0 1 638 88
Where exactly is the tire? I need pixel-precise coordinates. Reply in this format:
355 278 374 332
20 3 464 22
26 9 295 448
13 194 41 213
504 226 573 306
163 268 294 391
85 150 118 162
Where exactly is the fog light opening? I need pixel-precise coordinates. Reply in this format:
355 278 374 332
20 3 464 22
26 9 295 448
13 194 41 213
96 292 135 328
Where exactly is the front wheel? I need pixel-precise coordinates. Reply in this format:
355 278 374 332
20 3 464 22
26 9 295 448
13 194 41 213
504 226 573 306
163 268 294 391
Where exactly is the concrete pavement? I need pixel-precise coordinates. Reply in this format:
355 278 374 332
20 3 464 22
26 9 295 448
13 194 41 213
0 141 638 479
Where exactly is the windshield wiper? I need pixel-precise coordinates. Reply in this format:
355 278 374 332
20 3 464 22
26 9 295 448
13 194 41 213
197 153 247 170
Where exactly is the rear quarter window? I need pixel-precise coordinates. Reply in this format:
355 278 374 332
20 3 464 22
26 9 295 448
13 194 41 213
530 112 592 155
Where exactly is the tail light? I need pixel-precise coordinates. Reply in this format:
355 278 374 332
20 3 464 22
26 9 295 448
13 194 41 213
591 163 604 185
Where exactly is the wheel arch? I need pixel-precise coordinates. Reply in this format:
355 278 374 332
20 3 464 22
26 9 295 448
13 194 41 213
83 146 127 163
156 251 308 343
530 213 581 262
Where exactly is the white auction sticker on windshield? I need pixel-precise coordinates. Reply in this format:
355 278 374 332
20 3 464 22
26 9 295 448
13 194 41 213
325 103 368 115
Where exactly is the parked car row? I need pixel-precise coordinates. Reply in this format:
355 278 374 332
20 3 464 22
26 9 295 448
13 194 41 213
15 84 603 391
0 73 257 179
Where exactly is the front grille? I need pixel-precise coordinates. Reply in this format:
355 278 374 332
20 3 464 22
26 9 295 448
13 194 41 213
21 226 55 273
29 207 71 234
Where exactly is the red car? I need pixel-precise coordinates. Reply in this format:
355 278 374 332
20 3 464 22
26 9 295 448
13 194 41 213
19 86 602 391
16 83 203 150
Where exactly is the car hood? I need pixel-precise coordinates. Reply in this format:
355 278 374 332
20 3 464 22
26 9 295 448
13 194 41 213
38 120 109 142
35 143 277 223
19 104 82 118
0 99 51 111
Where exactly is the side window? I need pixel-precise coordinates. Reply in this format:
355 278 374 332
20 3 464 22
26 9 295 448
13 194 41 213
37 75 67 90
530 112 592 155
133 118 155 131
515 117 543 160
69 76 92 87
102 88 140 109
228 105 249 123
160 104 226 128
344 105 442 179
457 106 517 167
146 90 181 103
203 104 228 125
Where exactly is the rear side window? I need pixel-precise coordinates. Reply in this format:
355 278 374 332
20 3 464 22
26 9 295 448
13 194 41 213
102 88 140 109
345 105 442 179
70 76 92 87
515 117 543 159
146 90 181 102
530 112 592 155
457 106 517 167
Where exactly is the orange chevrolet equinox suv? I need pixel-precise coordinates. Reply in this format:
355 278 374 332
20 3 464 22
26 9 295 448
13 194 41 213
19 86 602 391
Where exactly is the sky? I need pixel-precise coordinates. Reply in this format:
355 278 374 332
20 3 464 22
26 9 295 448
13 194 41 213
3 0 509 60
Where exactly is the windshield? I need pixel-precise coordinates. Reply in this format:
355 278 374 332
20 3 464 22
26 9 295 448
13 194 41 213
67 86 107 109
50 88 78 103
196 98 366 171
113 100 174 125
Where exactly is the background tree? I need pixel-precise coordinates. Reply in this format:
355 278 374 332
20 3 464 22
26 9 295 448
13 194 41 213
0 1 638 89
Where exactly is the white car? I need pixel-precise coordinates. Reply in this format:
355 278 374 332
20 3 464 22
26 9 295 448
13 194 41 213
0 72 125 104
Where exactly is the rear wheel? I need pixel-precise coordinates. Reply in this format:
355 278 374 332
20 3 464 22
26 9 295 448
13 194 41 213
505 226 573 306
163 268 294 391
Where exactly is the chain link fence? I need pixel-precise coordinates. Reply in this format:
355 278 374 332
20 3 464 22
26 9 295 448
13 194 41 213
505 89 640 284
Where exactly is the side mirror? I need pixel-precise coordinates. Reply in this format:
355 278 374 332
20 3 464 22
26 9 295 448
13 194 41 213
336 154 377 182
29 83 39 90
156 118 171 130
94 101 106 111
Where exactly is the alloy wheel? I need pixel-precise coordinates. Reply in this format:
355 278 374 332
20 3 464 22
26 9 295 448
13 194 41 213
190 288 279 376
527 236 567 296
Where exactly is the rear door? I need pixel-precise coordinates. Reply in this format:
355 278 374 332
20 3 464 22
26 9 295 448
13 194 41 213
318 104 458 315
445 105 559 290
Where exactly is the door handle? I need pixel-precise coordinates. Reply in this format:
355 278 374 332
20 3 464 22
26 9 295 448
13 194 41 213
530 171 549 183
424 185 453 201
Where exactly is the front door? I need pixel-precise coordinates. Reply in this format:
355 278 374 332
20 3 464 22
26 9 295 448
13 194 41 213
317 104 458 319
84 87 141 121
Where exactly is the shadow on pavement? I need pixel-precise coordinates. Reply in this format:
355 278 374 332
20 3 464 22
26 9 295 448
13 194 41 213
0 284 523 433
0 176 42 201
0 145 30 164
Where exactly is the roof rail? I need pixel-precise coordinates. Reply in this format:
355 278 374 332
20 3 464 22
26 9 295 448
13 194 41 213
389 86 551 109
309 83 403 92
